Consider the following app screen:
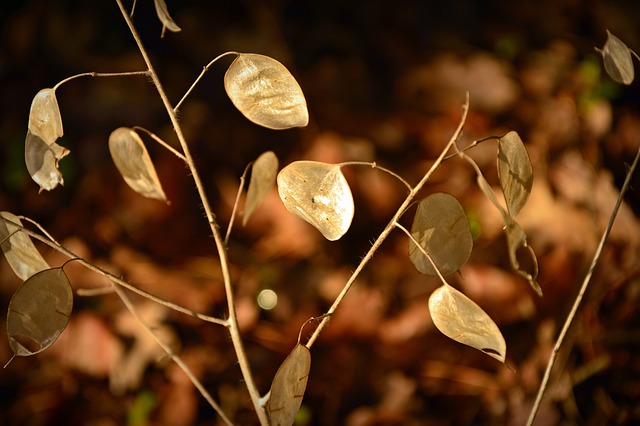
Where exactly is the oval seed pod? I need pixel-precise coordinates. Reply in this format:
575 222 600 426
225 53 309 130
409 192 473 276
277 161 354 241
28 88 63 146
429 284 506 363
7 268 73 358
108 127 167 202
599 30 634 85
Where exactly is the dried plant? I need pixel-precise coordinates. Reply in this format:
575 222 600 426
2 2 638 425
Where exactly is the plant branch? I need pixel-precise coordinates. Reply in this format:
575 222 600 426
53 71 150 90
393 221 449 284
110 281 233 426
174 51 239 112
225 161 252 244
443 135 500 161
1 218 228 326
133 126 186 161
339 161 412 191
526 144 640 426
305 93 469 348
114 2 268 423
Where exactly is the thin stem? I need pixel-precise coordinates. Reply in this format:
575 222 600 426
77 286 115 296
18 216 60 245
225 162 252 245
0 218 228 327
526 144 640 426
174 51 239 112
53 71 149 90
338 161 412 191
133 126 186 161
111 282 233 426
442 135 499 161
114 2 268 423
306 93 469 349
394 221 449 286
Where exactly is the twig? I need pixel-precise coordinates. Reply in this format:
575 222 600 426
338 161 412 192
133 126 186 162
526 145 640 425
52 71 150 90
0 217 228 326
305 92 469 348
174 51 239 112
225 161 252 245
394 221 449 286
114 1 268 423
110 281 233 426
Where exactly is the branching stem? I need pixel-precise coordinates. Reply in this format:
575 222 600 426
111 282 233 426
225 161 252 244
53 71 150 91
393 222 450 285
338 161 412 191
174 51 239 112
305 93 469 348
0 218 228 327
114 2 268 423
133 126 186 161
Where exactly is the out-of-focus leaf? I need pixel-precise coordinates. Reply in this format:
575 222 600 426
267 344 311 426
224 53 309 130
153 0 181 33
244 151 278 226
505 217 542 296
470 145 541 296
429 284 506 363
28 88 63 146
25 130 69 192
498 131 533 217
0 212 49 281
277 161 354 241
7 267 73 357
599 30 634 85
475 170 542 296
108 127 167 202
409 192 472 276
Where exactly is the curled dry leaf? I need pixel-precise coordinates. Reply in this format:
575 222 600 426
267 344 311 426
28 88 63 146
277 161 354 241
224 53 309 130
153 0 181 33
429 284 506 363
409 192 473 276
599 30 634 85
474 162 541 296
25 130 69 192
505 217 542 296
7 268 73 357
244 151 279 226
498 131 533 217
0 212 49 281
108 127 167 202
